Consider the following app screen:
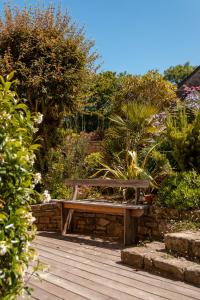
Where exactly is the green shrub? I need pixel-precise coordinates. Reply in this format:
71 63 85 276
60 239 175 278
0 73 41 299
156 171 200 210
165 106 200 172
84 152 102 176
44 132 89 198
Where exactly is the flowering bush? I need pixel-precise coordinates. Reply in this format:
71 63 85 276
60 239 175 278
0 73 41 299
183 85 200 110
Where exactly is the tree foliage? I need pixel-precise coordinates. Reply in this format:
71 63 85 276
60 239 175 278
0 4 97 164
83 71 119 116
164 62 196 85
73 71 120 132
112 71 177 113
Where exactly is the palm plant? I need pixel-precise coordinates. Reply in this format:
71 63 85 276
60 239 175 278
96 149 154 181
110 102 159 150
93 148 159 201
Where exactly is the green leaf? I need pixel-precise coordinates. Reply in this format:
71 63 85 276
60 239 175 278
6 71 15 81
0 212 8 222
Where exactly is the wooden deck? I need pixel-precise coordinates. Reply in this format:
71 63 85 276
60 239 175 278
23 232 200 300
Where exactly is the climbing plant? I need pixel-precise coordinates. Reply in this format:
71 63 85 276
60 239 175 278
0 73 43 299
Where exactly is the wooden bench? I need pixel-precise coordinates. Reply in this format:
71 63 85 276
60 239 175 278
61 179 149 245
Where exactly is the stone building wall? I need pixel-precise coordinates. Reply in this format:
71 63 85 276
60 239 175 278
31 202 200 241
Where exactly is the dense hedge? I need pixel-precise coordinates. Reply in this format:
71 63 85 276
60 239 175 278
0 73 41 299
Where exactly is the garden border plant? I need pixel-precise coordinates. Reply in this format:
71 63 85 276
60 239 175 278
156 170 200 210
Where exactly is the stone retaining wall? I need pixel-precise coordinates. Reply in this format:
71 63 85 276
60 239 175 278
72 212 124 240
31 202 200 241
32 202 61 232
138 206 200 240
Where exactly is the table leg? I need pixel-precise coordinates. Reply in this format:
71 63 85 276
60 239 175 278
124 209 138 246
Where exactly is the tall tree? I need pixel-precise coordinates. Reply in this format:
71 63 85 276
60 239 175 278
0 4 97 171
83 71 119 117
164 62 197 85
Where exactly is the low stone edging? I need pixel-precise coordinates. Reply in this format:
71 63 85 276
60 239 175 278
121 241 200 287
165 231 200 262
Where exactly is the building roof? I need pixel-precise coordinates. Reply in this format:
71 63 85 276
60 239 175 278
177 66 200 98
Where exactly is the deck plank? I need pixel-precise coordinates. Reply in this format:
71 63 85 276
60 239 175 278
37 267 139 300
26 275 88 300
19 233 200 300
28 283 63 300
35 234 200 293
36 247 199 300
38 255 200 300
35 235 121 259
35 242 200 299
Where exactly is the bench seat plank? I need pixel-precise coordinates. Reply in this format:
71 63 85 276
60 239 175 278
63 201 148 217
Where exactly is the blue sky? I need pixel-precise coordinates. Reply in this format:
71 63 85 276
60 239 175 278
1 0 200 74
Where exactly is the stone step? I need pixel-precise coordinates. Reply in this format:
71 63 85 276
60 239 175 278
121 242 200 287
164 231 200 262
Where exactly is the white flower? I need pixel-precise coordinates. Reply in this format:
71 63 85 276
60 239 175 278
22 241 31 252
30 216 36 224
25 212 36 224
0 242 7 256
34 112 43 124
11 240 18 244
33 173 42 184
42 190 51 203
24 153 35 166
2 112 11 120
5 224 14 230
33 127 39 133
0 270 5 279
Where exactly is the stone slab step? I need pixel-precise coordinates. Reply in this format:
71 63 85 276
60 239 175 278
164 231 200 262
121 242 200 287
